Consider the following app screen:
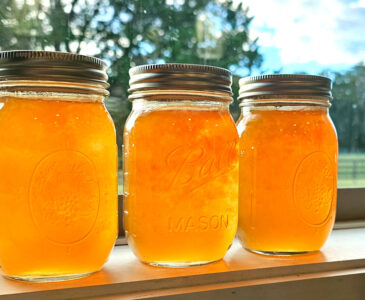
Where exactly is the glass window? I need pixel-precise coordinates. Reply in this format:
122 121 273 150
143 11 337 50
242 0 365 188
331 65 365 187
1 0 364 192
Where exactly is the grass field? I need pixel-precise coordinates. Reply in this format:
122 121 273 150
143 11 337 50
117 153 365 193
338 153 365 187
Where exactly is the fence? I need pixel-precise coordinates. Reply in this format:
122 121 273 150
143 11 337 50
338 154 365 187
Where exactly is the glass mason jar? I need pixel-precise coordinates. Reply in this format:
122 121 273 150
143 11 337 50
124 64 239 266
0 51 118 281
237 74 338 255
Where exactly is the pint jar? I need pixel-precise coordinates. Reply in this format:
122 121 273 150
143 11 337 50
237 74 338 255
0 51 118 281
124 64 239 266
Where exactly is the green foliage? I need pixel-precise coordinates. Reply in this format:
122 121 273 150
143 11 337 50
0 0 262 167
0 0 44 48
338 153 365 187
330 63 365 152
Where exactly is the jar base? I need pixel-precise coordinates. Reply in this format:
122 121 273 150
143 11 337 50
143 259 221 268
247 248 317 256
4 271 94 283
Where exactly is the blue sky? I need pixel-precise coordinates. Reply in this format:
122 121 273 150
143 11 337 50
74 0 365 75
240 0 365 75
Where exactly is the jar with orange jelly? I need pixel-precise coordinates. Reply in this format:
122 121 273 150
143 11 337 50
0 51 118 281
237 74 338 255
124 64 239 266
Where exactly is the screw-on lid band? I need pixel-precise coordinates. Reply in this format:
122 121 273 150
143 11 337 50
238 74 332 101
0 50 109 89
128 63 232 101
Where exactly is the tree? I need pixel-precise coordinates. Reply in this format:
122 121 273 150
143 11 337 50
330 63 365 152
0 0 262 166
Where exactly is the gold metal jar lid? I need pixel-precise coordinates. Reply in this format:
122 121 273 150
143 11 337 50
128 63 232 102
0 50 109 88
238 74 332 103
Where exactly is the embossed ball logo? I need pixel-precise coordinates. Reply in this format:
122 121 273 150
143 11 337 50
294 152 335 226
29 151 100 244
165 139 238 193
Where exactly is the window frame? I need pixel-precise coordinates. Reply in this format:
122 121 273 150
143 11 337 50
2 227 365 299
336 187 365 222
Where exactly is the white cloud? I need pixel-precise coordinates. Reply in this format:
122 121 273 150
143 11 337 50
239 0 365 66
350 0 365 8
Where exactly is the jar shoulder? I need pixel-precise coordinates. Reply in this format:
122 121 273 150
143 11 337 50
237 109 337 135
124 106 237 134
0 98 116 144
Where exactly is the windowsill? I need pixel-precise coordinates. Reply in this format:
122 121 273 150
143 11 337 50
1 227 365 299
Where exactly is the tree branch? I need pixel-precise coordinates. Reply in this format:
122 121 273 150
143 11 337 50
68 0 80 22
76 3 101 53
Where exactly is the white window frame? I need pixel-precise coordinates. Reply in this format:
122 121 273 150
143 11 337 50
336 187 365 224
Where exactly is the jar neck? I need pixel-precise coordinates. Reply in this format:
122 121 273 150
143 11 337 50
240 104 329 114
128 89 232 103
0 80 108 103
132 99 230 112
240 96 331 109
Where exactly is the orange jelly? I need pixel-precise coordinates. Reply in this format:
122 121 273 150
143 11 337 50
237 75 338 254
124 64 238 266
0 51 117 281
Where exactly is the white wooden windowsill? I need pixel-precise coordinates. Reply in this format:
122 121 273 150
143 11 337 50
1 228 365 299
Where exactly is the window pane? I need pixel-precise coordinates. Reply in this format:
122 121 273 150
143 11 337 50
0 0 364 190
234 0 365 188
331 65 365 187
